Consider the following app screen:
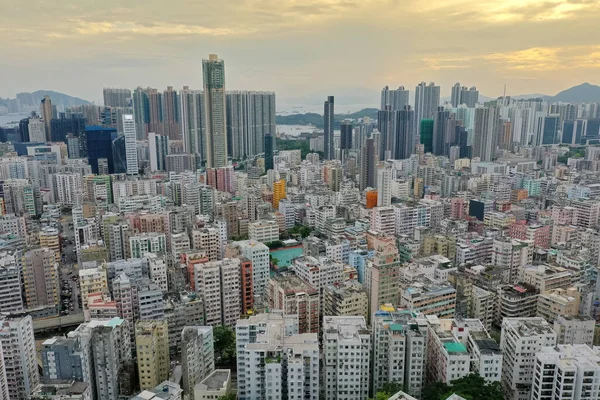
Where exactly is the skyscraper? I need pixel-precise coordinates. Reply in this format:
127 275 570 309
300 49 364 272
420 119 434 153
324 96 334 160
226 91 276 159
203 54 228 168
451 83 479 108
414 82 440 136
432 107 453 156
103 88 131 107
377 106 396 161
381 85 409 111
340 120 353 150
179 87 205 161
395 105 414 159
149 132 169 171
133 87 150 140
360 137 376 190
162 86 180 140
123 115 138 175
40 95 53 142
147 88 163 135
473 106 500 161
264 133 274 171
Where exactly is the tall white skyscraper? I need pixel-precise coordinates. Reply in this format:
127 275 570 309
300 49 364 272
123 114 138 175
414 81 440 136
203 54 228 168
377 166 392 207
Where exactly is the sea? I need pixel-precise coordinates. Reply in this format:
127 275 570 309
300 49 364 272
0 113 30 128
276 103 376 116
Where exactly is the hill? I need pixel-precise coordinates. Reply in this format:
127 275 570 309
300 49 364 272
29 90 91 107
276 108 379 129
548 82 600 103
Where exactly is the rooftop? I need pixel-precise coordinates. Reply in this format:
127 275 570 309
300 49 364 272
199 369 231 391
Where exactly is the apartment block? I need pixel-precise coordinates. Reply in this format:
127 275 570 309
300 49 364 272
181 326 215 399
323 316 371 400
553 315 595 346
194 258 241 327
268 275 320 334
235 312 319 400
135 320 169 390
323 281 369 321
500 318 557 400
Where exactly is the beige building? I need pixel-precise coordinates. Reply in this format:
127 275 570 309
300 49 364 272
248 220 279 243
192 227 223 261
323 280 369 320
39 227 61 262
537 287 580 323
78 265 108 312
193 258 241 327
470 285 495 332
135 320 170 390
21 248 59 311
365 233 401 317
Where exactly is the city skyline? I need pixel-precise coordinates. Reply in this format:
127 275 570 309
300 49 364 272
1 1 599 105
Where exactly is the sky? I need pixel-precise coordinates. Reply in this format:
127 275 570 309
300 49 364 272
1 0 599 107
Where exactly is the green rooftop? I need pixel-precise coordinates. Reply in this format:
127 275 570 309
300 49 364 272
444 342 467 353
390 324 403 332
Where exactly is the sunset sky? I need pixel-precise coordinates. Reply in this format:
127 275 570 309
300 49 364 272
1 0 599 106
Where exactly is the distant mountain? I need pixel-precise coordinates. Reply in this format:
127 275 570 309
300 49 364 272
547 82 600 103
276 108 379 129
0 90 91 112
28 90 91 107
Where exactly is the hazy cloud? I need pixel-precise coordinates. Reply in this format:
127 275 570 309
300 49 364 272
0 0 598 105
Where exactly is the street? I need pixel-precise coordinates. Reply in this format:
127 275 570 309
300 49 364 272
57 214 81 316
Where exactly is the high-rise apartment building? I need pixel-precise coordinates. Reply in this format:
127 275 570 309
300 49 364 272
473 106 500 162
226 91 276 159
203 54 228 168
324 96 334 160
123 114 138 175
500 318 557 400
179 87 205 160
181 326 215 399
235 312 319 400
268 275 320 334
193 258 241 327
532 345 600 400
381 85 409 111
162 86 180 140
230 240 270 300
365 234 401 317
21 248 59 311
103 88 131 108
414 82 440 136
135 320 170 390
0 314 39 400
264 133 274 170
372 310 429 398
71 317 132 400
148 132 169 171
323 316 371 400
360 137 376 191
40 95 53 141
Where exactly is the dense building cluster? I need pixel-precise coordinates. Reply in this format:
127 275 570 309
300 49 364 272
0 55 600 400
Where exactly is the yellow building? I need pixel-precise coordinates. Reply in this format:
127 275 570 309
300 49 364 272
135 320 170 390
78 266 108 312
421 235 456 260
537 287 581 323
39 227 61 262
272 179 286 209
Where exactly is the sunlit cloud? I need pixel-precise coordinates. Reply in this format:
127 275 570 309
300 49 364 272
73 21 246 37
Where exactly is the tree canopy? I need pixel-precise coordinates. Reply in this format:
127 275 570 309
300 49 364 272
422 374 504 400
213 325 236 366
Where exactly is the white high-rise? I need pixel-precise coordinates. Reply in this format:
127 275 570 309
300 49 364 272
235 312 319 400
181 326 215 399
323 316 371 400
501 318 557 400
0 314 39 400
377 167 392 207
123 114 138 175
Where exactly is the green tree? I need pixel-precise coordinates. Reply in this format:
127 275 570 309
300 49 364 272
422 374 504 400
265 240 284 249
218 393 236 400
213 325 236 366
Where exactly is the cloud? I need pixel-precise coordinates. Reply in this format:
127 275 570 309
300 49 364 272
72 21 248 37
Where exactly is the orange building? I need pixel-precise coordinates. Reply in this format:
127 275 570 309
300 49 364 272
272 179 286 209
240 257 254 314
366 190 378 209
511 189 528 203
180 251 209 291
